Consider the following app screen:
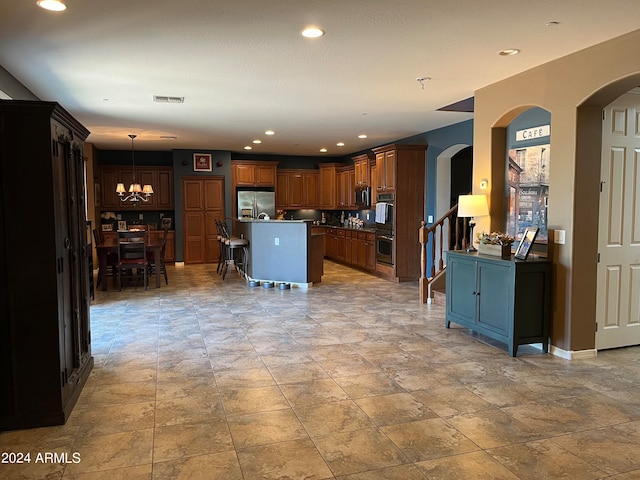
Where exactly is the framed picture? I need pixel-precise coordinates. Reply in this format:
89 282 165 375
117 220 127 231
194 153 212 172
161 217 172 229
515 227 539 260
101 223 113 232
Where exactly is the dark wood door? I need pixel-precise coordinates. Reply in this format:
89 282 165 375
182 177 225 264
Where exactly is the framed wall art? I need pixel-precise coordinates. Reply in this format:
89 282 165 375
193 153 212 172
514 227 539 260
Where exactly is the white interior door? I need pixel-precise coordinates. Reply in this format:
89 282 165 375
596 90 640 350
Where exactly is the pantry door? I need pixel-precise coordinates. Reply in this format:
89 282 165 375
182 176 225 264
596 90 640 349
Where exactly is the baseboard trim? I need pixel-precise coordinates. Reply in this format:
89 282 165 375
175 262 185 267
550 345 597 360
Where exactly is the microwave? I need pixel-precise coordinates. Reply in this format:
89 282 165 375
355 186 371 208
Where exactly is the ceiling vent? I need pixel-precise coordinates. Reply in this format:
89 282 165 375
153 95 184 104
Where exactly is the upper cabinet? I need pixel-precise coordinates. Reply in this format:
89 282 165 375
100 166 174 210
352 153 373 187
318 163 346 210
337 166 356 209
277 169 319 209
374 148 396 192
232 161 278 187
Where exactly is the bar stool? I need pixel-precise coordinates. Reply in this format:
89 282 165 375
217 221 249 280
214 219 225 275
222 236 249 280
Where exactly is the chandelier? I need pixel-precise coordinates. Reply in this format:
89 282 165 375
116 134 154 203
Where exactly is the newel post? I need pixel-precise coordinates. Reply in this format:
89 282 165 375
419 221 428 303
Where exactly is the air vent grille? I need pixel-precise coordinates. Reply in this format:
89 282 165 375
153 95 185 104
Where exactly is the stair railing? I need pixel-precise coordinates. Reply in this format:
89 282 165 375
419 203 472 303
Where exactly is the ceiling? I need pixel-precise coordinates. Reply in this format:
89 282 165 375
1 1 639 156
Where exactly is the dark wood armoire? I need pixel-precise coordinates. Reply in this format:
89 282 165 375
0 100 93 431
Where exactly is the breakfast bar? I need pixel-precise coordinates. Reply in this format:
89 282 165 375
233 219 324 286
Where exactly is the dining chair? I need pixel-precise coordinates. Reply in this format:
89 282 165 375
93 228 117 288
148 226 169 284
117 230 149 290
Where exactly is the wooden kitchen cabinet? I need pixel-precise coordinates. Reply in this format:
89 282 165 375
325 227 338 258
100 166 174 210
371 144 426 282
318 163 345 210
374 148 396 192
337 166 356 209
353 153 373 187
322 227 376 273
445 251 551 356
232 161 277 187
277 169 319 209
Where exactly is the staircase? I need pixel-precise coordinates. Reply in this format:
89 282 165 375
419 203 472 303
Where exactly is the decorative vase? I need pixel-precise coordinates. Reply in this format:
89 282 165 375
478 243 512 259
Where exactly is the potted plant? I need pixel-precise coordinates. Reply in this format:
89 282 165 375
476 231 514 259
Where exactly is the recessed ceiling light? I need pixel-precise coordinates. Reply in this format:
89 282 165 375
252 139 262 144
302 26 324 38
498 49 520 56
244 146 252 150
37 0 66 11
320 148 328 153
265 130 275 135
153 95 185 103
336 142 345 147
358 134 368 139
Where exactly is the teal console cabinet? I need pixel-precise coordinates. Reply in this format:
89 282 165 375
445 251 551 356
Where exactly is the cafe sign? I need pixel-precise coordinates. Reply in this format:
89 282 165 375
516 124 550 142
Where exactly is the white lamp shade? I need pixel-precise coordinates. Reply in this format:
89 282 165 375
115 183 126 194
129 183 142 193
458 194 489 218
142 184 154 194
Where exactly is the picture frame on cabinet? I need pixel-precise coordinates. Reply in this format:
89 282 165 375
117 220 127 231
515 227 539 260
193 153 212 172
101 224 113 232
162 217 172 229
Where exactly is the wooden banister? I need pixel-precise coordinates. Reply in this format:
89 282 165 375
419 203 472 303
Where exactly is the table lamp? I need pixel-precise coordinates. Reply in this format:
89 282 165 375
457 194 489 252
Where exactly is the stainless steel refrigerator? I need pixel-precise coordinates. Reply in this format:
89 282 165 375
237 190 276 219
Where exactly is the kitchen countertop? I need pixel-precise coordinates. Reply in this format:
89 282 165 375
313 224 377 233
235 218 311 223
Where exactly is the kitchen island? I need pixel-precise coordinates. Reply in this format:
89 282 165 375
233 219 324 286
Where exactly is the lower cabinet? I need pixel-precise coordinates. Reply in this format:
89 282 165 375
322 227 376 273
445 251 551 356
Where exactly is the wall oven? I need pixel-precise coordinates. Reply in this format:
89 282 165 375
375 193 394 230
375 192 395 265
376 232 394 266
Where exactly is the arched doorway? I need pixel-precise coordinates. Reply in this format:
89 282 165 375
595 87 640 349
575 74 640 352
434 144 471 269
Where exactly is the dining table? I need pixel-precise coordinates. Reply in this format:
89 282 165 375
96 238 162 291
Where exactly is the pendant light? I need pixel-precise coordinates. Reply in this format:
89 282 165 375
115 134 154 203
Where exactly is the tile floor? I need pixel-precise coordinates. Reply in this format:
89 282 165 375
3 261 640 479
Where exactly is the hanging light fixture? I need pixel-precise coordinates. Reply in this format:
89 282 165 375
116 134 154 203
